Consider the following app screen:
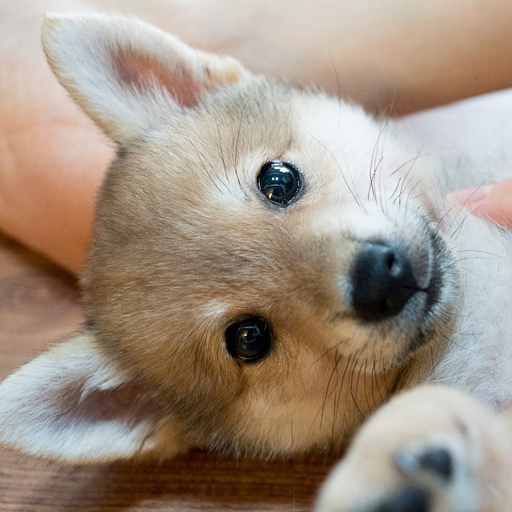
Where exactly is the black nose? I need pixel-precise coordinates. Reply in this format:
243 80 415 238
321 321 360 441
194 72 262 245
351 242 418 321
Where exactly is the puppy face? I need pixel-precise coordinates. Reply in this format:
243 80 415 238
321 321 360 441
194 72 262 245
0 13 459 463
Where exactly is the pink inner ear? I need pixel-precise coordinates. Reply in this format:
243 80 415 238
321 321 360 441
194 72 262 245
60 382 165 426
114 48 203 108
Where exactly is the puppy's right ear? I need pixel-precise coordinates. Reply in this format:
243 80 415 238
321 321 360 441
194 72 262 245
0 332 192 463
41 13 252 144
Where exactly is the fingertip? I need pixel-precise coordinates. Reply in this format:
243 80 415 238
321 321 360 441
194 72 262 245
446 185 490 206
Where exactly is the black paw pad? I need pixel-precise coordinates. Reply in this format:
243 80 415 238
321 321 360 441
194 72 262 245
395 447 453 481
373 486 429 512
418 448 453 480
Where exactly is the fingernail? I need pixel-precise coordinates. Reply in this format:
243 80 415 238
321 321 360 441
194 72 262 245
447 185 491 205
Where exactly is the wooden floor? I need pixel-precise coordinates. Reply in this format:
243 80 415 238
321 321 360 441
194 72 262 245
0 234 333 511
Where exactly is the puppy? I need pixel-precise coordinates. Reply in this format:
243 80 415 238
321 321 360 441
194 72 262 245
1 13 512 512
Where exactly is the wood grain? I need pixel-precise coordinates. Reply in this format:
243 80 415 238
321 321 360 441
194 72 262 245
0 234 333 511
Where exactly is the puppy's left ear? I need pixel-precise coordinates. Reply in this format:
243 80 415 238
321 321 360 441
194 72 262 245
41 12 252 144
0 332 192 463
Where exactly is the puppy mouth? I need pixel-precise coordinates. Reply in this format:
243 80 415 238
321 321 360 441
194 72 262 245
421 230 444 318
407 227 454 352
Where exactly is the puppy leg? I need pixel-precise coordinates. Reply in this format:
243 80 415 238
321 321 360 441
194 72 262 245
315 385 512 512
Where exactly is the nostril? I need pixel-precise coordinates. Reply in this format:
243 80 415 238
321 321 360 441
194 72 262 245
380 297 393 315
351 242 419 322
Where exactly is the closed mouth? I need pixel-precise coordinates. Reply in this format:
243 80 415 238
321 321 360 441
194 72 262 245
408 227 453 353
422 230 444 318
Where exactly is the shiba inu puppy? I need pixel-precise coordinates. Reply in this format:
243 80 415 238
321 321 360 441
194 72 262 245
1 12 512 512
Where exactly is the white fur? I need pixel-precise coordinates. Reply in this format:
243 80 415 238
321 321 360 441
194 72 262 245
430 215 512 408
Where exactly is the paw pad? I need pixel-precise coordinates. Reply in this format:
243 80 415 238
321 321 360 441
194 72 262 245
418 448 453 479
373 486 429 512
395 447 453 481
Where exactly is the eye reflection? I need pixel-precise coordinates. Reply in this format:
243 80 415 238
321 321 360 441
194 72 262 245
258 160 301 206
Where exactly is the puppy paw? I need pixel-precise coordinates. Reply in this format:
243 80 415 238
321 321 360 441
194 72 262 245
378 440 475 512
315 385 512 512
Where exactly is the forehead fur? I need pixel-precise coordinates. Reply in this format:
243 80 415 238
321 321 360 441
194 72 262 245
85 79 300 294
83 85 296 359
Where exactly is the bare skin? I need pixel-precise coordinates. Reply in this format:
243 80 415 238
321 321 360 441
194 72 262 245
447 180 512 227
2 0 512 274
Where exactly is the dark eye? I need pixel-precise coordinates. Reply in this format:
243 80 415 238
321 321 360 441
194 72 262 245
258 160 301 206
225 317 271 363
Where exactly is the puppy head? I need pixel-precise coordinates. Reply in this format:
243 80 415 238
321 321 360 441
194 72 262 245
0 13 459 463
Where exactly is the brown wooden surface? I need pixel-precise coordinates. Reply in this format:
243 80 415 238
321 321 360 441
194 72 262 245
0 233 333 511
